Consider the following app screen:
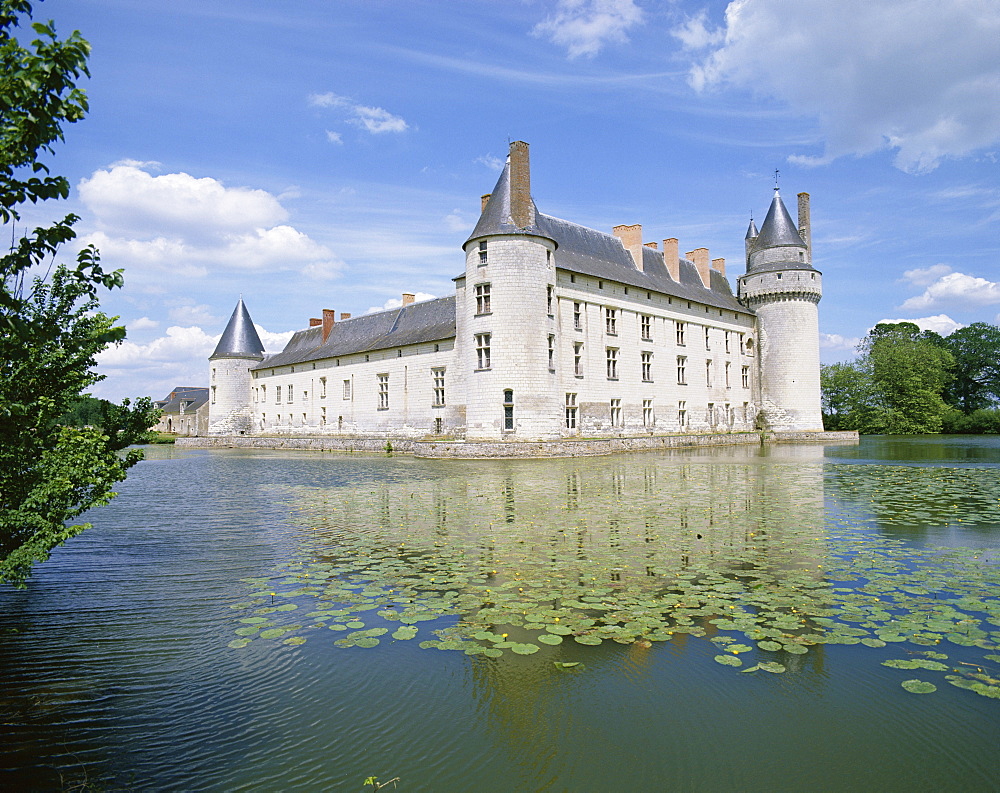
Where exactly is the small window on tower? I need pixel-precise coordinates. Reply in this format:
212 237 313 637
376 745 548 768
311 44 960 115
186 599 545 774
478 240 488 265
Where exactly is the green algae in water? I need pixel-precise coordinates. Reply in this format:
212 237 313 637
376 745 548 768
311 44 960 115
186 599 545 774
227 457 1000 701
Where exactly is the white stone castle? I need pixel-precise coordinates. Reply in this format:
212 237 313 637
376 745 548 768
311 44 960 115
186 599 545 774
208 141 823 442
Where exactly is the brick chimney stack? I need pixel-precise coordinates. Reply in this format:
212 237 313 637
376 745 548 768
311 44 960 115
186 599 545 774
797 192 811 254
613 224 644 271
712 257 726 277
509 141 532 229
340 312 351 320
687 248 711 288
309 317 322 327
663 238 679 282
402 293 415 306
481 194 491 213
322 308 336 342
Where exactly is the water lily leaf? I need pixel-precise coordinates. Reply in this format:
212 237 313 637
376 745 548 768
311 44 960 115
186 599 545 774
274 604 298 612
355 637 380 648
545 625 573 635
574 635 603 645
861 638 886 648
392 626 419 640
511 643 539 655
345 621 365 629
714 654 742 667
483 648 503 658
758 662 786 673
538 633 563 645
283 636 307 646
235 626 261 636
228 638 252 649
901 679 937 694
728 644 752 654
259 628 289 639
757 641 782 651
781 644 808 655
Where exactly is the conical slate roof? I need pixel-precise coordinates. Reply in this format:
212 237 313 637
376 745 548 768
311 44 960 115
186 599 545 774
466 158 545 242
752 189 805 250
210 298 265 359
745 218 759 240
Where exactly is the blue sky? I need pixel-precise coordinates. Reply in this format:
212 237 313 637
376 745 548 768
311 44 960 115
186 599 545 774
25 0 1000 401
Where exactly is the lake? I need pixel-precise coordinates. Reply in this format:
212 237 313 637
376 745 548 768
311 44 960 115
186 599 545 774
1 436 998 792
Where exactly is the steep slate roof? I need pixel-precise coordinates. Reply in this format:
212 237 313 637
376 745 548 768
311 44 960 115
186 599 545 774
211 298 265 359
467 158 748 315
253 296 456 369
155 387 209 414
751 189 806 251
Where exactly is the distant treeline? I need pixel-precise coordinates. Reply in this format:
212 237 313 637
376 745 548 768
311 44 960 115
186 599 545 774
822 322 1000 435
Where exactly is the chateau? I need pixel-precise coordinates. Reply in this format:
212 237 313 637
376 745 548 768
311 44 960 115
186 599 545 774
207 141 824 443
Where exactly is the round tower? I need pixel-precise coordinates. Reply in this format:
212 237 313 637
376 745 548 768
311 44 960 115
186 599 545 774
738 189 823 431
208 298 265 435
459 141 562 440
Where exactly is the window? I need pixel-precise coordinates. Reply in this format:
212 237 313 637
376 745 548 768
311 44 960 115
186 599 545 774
742 365 750 389
211 367 216 383
610 398 622 427
678 401 687 428
397 349 402 358
708 402 716 426
321 407 327 425
746 337 754 356
605 307 617 335
343 379 352 400
725 361 731 388
739 334 746 355
211 385 216 404
261 385 266 402
676 321 686 346
641 351 653 382
475 283 491 314
606 347 618 380
287 385 294 403
574 342 584 376
643 399 654 427
706 360 713 387
548 334 555 371
640 314 652 341
503 389 514 431
433 367 446 407
276 385 282 403
320 376 327 399
435 417 443 434
704 326 711 350
677 355 687 384
547 285 554 315
475 333 491 370
565 393 577 429
378 374 389 410
725 331 731 354
573 302 583 330
478 240 488 265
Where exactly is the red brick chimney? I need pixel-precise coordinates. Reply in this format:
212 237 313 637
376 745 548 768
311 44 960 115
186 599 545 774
402 293 415 306
509 141 531 229
322 308 335 342
663 238 679 282
613 224 644 271
309 317 322 327
687 248 711 288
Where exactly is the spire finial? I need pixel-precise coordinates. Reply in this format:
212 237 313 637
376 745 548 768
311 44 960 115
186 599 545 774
774 168 780 190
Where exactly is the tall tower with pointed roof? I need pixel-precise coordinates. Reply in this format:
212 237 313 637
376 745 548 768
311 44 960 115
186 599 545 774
209 298 266 434
738 188 823 431
459 141 562 440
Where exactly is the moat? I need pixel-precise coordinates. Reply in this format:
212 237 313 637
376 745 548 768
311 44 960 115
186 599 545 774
1 436 998 791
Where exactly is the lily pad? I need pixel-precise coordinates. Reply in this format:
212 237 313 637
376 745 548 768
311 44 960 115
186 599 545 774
901 679 937 694
714 654 742 667
392 626 419 640
538 633 563 645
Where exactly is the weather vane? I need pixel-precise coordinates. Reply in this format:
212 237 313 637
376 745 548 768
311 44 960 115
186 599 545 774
774 169 780 189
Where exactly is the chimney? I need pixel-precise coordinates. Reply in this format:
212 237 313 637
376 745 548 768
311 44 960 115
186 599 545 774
797 192 811 254
309 317 322 327
509 141 532 229
663 238 679 282
644 242 658 250
481 194 491 213
613 223 644 271
687 248 711 288
712 257 726 277
401 293 415 307
340 312 351 320
322 308 335 343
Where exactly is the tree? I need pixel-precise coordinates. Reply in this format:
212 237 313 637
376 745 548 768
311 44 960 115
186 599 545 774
1 0 158 586
820 361 872 430
940 323 1000 413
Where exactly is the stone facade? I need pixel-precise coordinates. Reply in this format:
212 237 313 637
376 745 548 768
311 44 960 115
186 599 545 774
208 142 827 444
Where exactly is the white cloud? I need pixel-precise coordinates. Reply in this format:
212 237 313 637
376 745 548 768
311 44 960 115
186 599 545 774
77 163 341 281
351 105 409 134
167 301 218 326
901 264 954 288
127 316 159 331
98 325 218 368
683 0 1000 172
310 92 410 136
366 292 437 314
670 10 723 51
819 333 860 351
475 154 504 171
875 315 965 336
899 270 1000 311
533 0 644 58
444 209 472 232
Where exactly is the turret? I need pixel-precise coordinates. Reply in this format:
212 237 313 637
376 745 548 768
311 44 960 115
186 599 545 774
459 141 560 440
208 298 265 434
737 188 823 431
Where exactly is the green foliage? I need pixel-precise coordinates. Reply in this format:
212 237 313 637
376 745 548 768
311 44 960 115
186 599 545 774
939 323 1000 413
0 1 157 586
941 408 1000 434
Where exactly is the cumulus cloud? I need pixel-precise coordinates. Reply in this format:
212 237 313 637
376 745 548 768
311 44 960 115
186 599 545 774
875 315 964 336
680 0 1000 172
533 0 644 58
819 333 860 351
899 269 1000 311
901 264 954 288
127 316 159 331
475 154 504 171
444 209 472 233
366 292 437 314
167 301 218 326
309 92 409 137
77 163 342 282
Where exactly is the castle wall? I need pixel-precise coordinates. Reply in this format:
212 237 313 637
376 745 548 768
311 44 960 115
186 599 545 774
209 356 260 433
